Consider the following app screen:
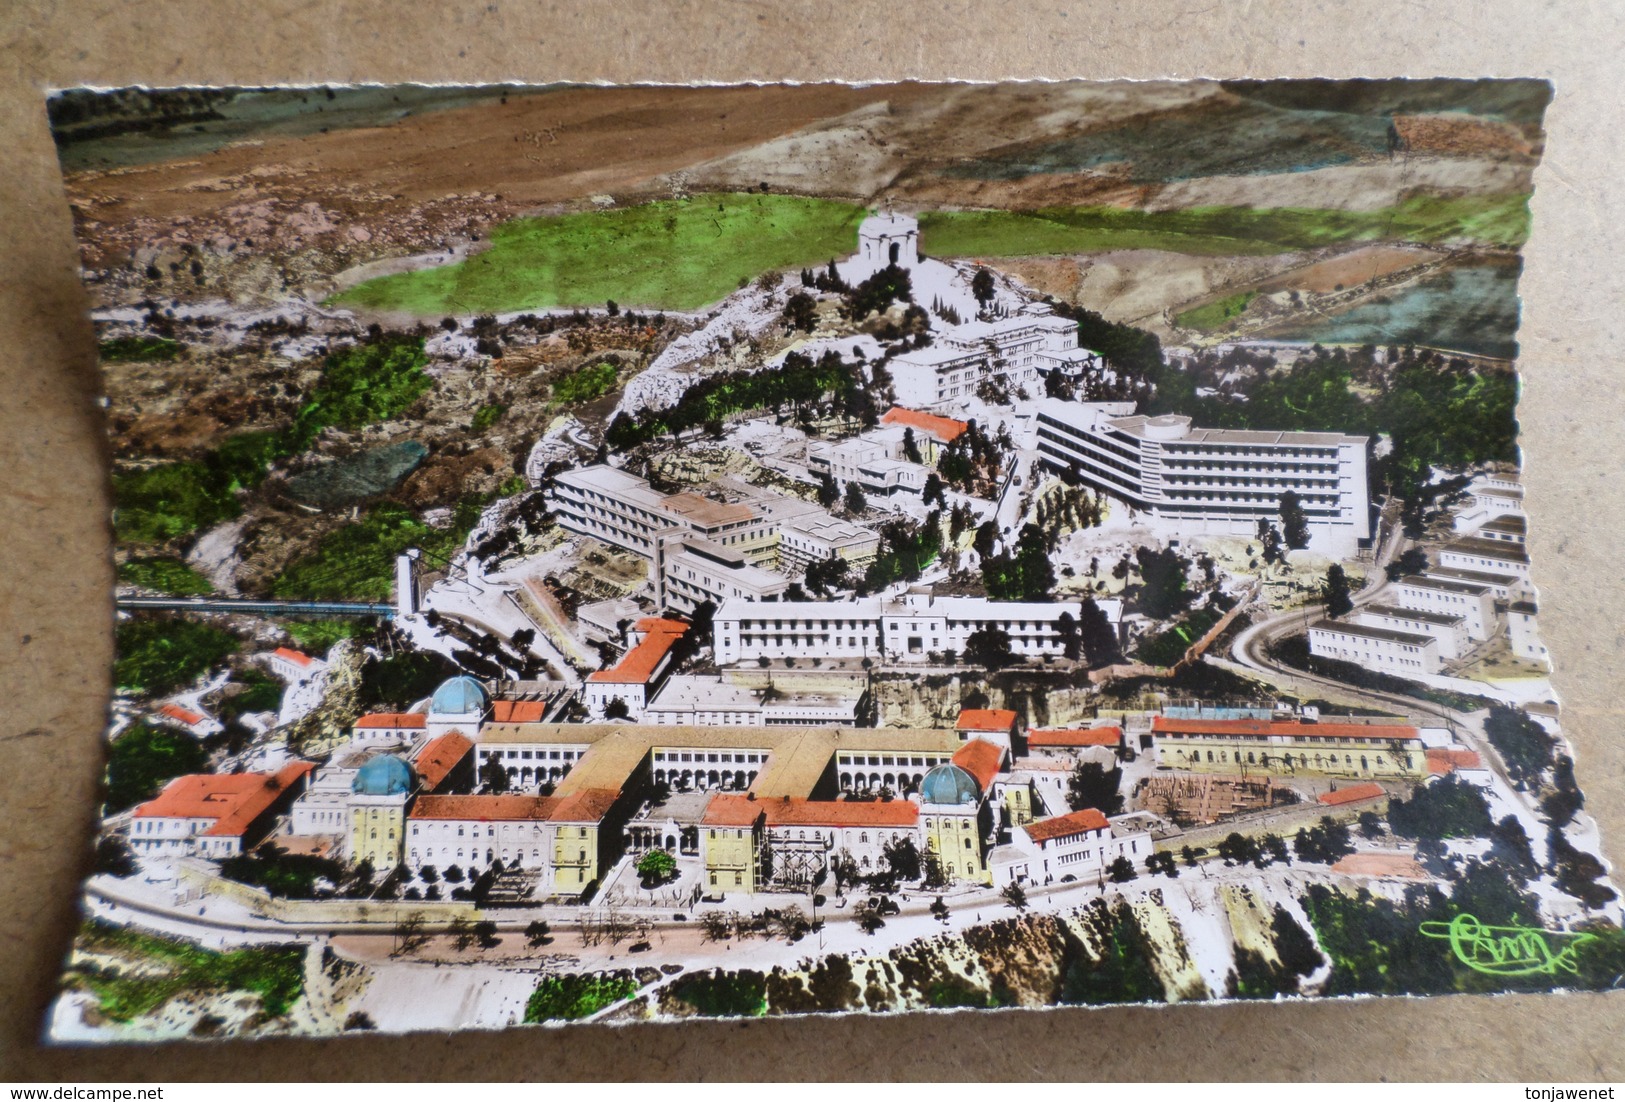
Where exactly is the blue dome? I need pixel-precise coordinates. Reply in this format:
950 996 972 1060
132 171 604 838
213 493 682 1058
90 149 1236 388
920 763 980 806
352 754 413 796
430 675 487 716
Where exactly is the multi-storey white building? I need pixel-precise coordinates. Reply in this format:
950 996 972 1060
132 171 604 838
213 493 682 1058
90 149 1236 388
1308 619 1442 675
1453 472 1524 532
1034 399 1371 557
712 591 1116 667
582 617 689 719
1437 537 1530 581
548 465 779 562
474 728 593 791
1508 599 1549 668
888 304 1101 408
989 808 1153 889
643 674 864 728
806 432 930 499
777 511 881 571
653 534 789 615
1425 565 1524 602
128 762 314 861
1392 575 1495 641
1352 604 1469 660
650 746 769 791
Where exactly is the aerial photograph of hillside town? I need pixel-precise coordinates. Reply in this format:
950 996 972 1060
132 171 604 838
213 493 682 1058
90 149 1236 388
41 77 1624 1042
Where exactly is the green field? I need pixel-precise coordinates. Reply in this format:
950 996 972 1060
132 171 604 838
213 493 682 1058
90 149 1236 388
1175 290 1260 331
917 193 1532 259
335 191 1531 317
333 193 868 315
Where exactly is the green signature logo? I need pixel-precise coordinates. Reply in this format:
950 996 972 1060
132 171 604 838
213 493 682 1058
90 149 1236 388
1420 914 1597 977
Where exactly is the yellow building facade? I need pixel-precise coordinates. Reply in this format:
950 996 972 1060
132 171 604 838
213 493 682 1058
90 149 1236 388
1151 718 1429 780
551 822 600 896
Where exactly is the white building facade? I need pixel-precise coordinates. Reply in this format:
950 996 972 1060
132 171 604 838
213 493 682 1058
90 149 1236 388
1352 604 1470 660
888 305 1100 408
1034 399 1371 557
1392 575 1495 640
1308 619 1442 675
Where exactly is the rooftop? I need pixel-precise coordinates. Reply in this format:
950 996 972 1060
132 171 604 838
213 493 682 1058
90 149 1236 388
1027 726 1123 748
1479 514 1527 534
881 406 968 443
705 793 920 829
1103 413 1361 448
413 731 474 792
1425 748 1483 775
273 647 314 668
662 492 757 529
587 618 689 685
158 703 205 726
950 738 1005 793
1425 566 1523 589
957 708 1018 733
1152 716 1422 742
489 700 552 724
1024 807 1110 844
1318 782 1387 806
1308 619 1436 647
134 761 314 837
1398 574 1492 596
1360 604 1466 627
354 712 427 730
1441 537 1530 565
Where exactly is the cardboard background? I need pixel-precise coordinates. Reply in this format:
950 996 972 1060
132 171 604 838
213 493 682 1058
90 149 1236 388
4 1 1625 1081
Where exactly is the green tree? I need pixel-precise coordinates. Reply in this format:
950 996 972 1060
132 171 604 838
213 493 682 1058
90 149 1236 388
524 920 552 947
1066 761 1124 814
637 848 678 885
114 618 239 696
1483 704 1557 787
816 472 840 508
479 755 511 794
104 723 208 812
1323 564 1354 619
963 626 1015 670
882 837 923 882
448 915 476 952
1279 490 1310 551
1002 882 1028 910
782 291 818 333
1078 597 1122 668
843 481 867 515
1133 547 1191 620
971 267 995 306
1107 856 1137 882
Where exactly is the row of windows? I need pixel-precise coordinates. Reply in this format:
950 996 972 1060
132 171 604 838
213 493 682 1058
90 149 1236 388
653 751 766 764
486 748 582 762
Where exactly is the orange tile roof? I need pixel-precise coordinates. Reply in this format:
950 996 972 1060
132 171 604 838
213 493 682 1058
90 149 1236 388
550 787 622 824
1028 726 1122 748
355 712 427 730
760 796 919 829
587 618 689 685
158 703 206 726
951 738 1004 793
1152 717 1420 741
1425 747 1483 775
490 700 550 724
411 793 561 821
273 646 314 668
134 761 315 838
702 793 767 828
881 406 968 443
957 708 1018 733
413 731 474 791
1318 782 1387 806
1024 807 1110 844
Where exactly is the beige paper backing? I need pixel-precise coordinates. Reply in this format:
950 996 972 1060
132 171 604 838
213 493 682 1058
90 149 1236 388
4 0 1625 1081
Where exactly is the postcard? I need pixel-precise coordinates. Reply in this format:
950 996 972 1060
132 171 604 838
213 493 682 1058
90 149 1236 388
42 78 1621 1041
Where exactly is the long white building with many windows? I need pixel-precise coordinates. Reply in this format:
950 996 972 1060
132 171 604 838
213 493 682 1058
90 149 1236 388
712 590 1119 666
1308 618 1442 675
1033 399 1371 557
889 304 1103 408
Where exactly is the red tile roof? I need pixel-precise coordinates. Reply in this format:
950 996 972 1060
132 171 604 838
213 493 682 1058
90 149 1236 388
1024 807 1110 844
761 797 919 829
411 794 560 821
1027 726 1122 748
957 708 1019 733
355 712 428 730
134 761 315 838
409 786 622 824
881 406 968 443
951 738 1004 793
587 619 689 685
1151 717 1421 741
1425 747 1483 775
1318 782 1387 807
273 646 314 668
490 700 550 724
702 794 767 828
158 703 206 726
413 731 474 791
1330 852 1429 879
550 788 622 824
